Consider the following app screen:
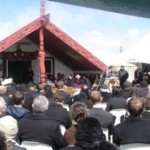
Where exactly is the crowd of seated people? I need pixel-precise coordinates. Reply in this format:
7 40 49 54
1 67 150 150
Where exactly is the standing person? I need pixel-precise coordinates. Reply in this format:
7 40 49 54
118 66 129 88
107 66 118 78
25 67 34 83
133 64 143 85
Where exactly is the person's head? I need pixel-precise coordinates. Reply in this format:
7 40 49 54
0 97 7 115
12 91 24 105
137 64 142 69
0 131 7 150
44 85 53 99
143 97 150 111
81 84 89 93
127 97 144 117
140 80 148 88
123 81 132 89
27 82 37 91
75 74 81 80
90 141 119 150
70 102 88 124
56 81 64 89
112 86 122 97
32 95 49 113
0 116 18 140
120 65 125 70
53 91 64 104
0 86 7 95
90 91 101 104
110 66 115 72
131 85 142 97
76 117 105 143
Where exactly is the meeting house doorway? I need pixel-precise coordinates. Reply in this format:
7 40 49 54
3 60 31 84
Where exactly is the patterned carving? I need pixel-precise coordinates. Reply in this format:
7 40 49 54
39 28 46 84
0 13 106 72
0 17 43 52
0 50 38 60
45 22 107 71
40 0 45 17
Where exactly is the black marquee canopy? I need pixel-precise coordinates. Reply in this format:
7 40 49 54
48 0 150 18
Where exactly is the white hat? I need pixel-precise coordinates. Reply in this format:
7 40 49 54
1 78 13 86
0 116 18 139
75 74 81 79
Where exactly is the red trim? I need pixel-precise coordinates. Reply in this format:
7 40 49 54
0 17 43 52
39 28 46 84
45 22 107 71
0 15 107 72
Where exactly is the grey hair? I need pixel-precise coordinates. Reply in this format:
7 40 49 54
32 95 49 113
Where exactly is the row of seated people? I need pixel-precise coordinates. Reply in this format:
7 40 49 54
0 78 150 149
0 89 150 150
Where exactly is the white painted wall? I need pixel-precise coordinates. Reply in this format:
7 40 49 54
6 38 38 52
54 59 73 78
32 59 40 83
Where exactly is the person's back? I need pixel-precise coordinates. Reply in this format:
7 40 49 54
7 91 30 120
106 86 126 111
64 102 88 146
46 91 72 129
18 95 64 149
60 117 105 150
142 97 150 119
89 91 114 128
121 81 132 99
113 97 150 145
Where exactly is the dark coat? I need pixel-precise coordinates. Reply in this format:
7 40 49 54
89 107 114 128
121 89 132 99
7 105 30 120
59 90 72 105
101 92 112 103
73 92 87 103
113 117 150 145
46 103 72 129
18 113 64 150
141 111 150 119
106 97 127 112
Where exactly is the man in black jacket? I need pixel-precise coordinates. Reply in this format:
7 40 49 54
113 97 150 145
18 95 64 150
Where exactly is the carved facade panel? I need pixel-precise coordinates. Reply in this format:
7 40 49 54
0 18 43 52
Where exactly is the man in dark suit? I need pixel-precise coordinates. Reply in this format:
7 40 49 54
89 91 114 129
18 95 64 150
56 81 72 106
113 97 150 145
118 66 129 88
142 97 150 119
46 91 72 129
106 86 127 111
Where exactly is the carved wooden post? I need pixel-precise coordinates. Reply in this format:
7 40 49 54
39 0 46 84
39 27 45 84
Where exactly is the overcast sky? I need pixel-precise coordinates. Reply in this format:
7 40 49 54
1 0 150 56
